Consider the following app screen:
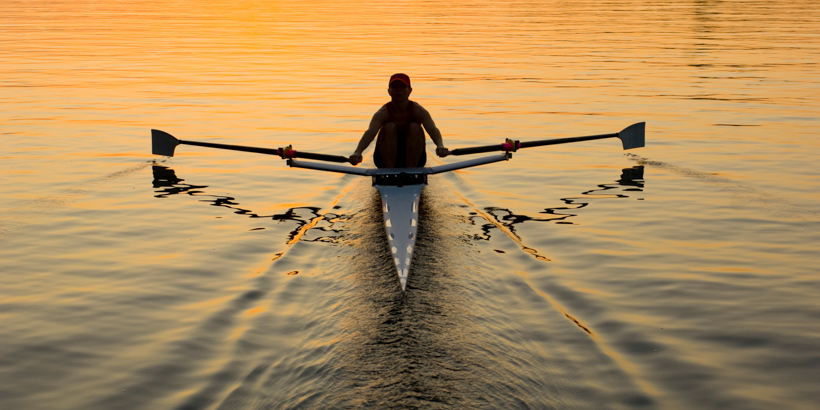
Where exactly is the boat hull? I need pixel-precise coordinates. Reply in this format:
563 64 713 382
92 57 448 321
376 183 424 291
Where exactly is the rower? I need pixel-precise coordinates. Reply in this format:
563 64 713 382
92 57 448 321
349 73 450 167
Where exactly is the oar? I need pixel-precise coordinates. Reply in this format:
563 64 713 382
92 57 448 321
449 122 645 156
151 129 351 163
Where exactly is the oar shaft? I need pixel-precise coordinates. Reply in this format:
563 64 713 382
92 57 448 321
449 132 621 156
519 132 617 149
179 140 349 163
288 151 350 163
180 140 281 156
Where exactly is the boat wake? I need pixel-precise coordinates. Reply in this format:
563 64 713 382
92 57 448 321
627 153 818 232
138 164 660 409
0 161 152 239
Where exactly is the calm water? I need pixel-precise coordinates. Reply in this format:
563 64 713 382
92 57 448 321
2 1 819 409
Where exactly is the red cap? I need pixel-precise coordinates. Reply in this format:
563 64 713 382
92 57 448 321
389 73 411 87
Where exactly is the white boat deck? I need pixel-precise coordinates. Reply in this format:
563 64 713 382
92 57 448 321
377 183 424 291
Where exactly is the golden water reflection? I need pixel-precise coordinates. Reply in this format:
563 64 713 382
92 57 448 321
1 0 819 409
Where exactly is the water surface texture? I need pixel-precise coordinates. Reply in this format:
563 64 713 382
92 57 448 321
1 1 819 409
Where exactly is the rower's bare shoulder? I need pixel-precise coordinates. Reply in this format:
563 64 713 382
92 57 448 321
373 104 391 119
412 102 433 119
369 104 390 124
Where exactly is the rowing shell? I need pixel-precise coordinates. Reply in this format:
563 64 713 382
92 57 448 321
150 122 645 292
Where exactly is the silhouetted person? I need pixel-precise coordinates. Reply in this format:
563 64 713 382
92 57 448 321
349 73 449 168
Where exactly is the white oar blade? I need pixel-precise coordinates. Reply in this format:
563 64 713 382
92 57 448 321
152 129 180 157
618 122 645 150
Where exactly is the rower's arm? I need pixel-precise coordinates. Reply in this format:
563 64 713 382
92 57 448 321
418 105 449 156
350 108 387 164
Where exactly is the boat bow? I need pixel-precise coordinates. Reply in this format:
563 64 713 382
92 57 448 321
376 181 424 291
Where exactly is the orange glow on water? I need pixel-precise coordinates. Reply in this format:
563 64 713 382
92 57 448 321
1 1 819 409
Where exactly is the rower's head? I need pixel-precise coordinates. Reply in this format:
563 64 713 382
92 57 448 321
388 73 412 101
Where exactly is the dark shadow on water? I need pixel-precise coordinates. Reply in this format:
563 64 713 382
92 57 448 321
472 166 645 241
151 164 342 243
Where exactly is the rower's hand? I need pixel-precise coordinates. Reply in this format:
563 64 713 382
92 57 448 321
349 152 363 165
436 146 450 157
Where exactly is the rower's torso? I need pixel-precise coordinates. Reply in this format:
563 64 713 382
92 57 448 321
381 101 420 129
